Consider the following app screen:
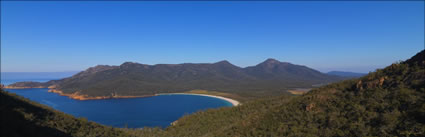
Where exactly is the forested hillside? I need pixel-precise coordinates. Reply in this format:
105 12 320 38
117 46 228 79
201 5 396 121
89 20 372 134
1 50 423 137
135 50 425 136
6 59 343 99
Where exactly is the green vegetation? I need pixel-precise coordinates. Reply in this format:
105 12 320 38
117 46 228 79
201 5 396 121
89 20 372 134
1 50 423 137
162 50 424 137
7 59 343 99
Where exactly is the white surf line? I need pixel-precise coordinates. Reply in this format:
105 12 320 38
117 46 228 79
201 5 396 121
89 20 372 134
156 93 240 106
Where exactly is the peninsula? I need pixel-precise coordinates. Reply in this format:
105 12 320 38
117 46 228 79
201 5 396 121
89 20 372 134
5 59 345 101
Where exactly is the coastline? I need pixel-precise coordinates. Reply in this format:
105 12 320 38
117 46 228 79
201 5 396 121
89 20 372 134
4 87 240 105
4 87 153 100
4 86 46 89
156 93 240 106
47 89 154 100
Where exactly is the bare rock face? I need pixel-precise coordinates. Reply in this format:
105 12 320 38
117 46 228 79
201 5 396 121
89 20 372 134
356 80 363 91
306 103 316 111
379 77 386 86
355 76 388 91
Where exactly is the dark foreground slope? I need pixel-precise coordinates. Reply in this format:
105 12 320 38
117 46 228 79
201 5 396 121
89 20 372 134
1 50 423 137
0 90 128 137
6 59 342 99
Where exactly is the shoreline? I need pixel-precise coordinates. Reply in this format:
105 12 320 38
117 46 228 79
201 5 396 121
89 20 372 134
47 89 154 100
156 93 240 106
4 86 46 89
4 87 241 106
4 87 153 100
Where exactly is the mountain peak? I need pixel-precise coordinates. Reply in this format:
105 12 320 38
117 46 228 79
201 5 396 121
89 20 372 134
263 58 280 64
120 62 140 66
76 65 116 77
214 60 231 64
120 62 150 69
213 60 240 69
258 58 282 66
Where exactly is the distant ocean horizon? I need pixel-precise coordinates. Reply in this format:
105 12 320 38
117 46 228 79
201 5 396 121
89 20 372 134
1 79 52 86
1 71 79 85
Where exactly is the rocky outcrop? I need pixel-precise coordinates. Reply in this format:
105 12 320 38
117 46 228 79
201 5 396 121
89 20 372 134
355 76 388 91
305 103 315 111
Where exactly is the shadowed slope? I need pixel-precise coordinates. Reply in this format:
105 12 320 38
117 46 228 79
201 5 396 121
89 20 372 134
0 90 128 137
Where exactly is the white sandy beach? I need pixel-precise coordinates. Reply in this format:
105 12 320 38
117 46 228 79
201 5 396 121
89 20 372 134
156 93 240 106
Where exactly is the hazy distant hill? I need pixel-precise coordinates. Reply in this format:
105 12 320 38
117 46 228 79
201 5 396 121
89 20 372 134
6 59 343 98
1 72 79 80
1 72 80 86
326 71 367 78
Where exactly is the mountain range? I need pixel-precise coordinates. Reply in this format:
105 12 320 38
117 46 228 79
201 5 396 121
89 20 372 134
5 59 344 100
1 50 423 137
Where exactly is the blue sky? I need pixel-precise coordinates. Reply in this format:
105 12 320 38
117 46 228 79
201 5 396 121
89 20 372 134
1 1 424 73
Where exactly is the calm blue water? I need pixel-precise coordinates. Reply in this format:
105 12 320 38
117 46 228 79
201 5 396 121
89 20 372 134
2 75 233 128
5 88 232 128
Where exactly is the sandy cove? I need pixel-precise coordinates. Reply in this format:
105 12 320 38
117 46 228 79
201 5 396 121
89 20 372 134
51 90 241 106
156 93 240 106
